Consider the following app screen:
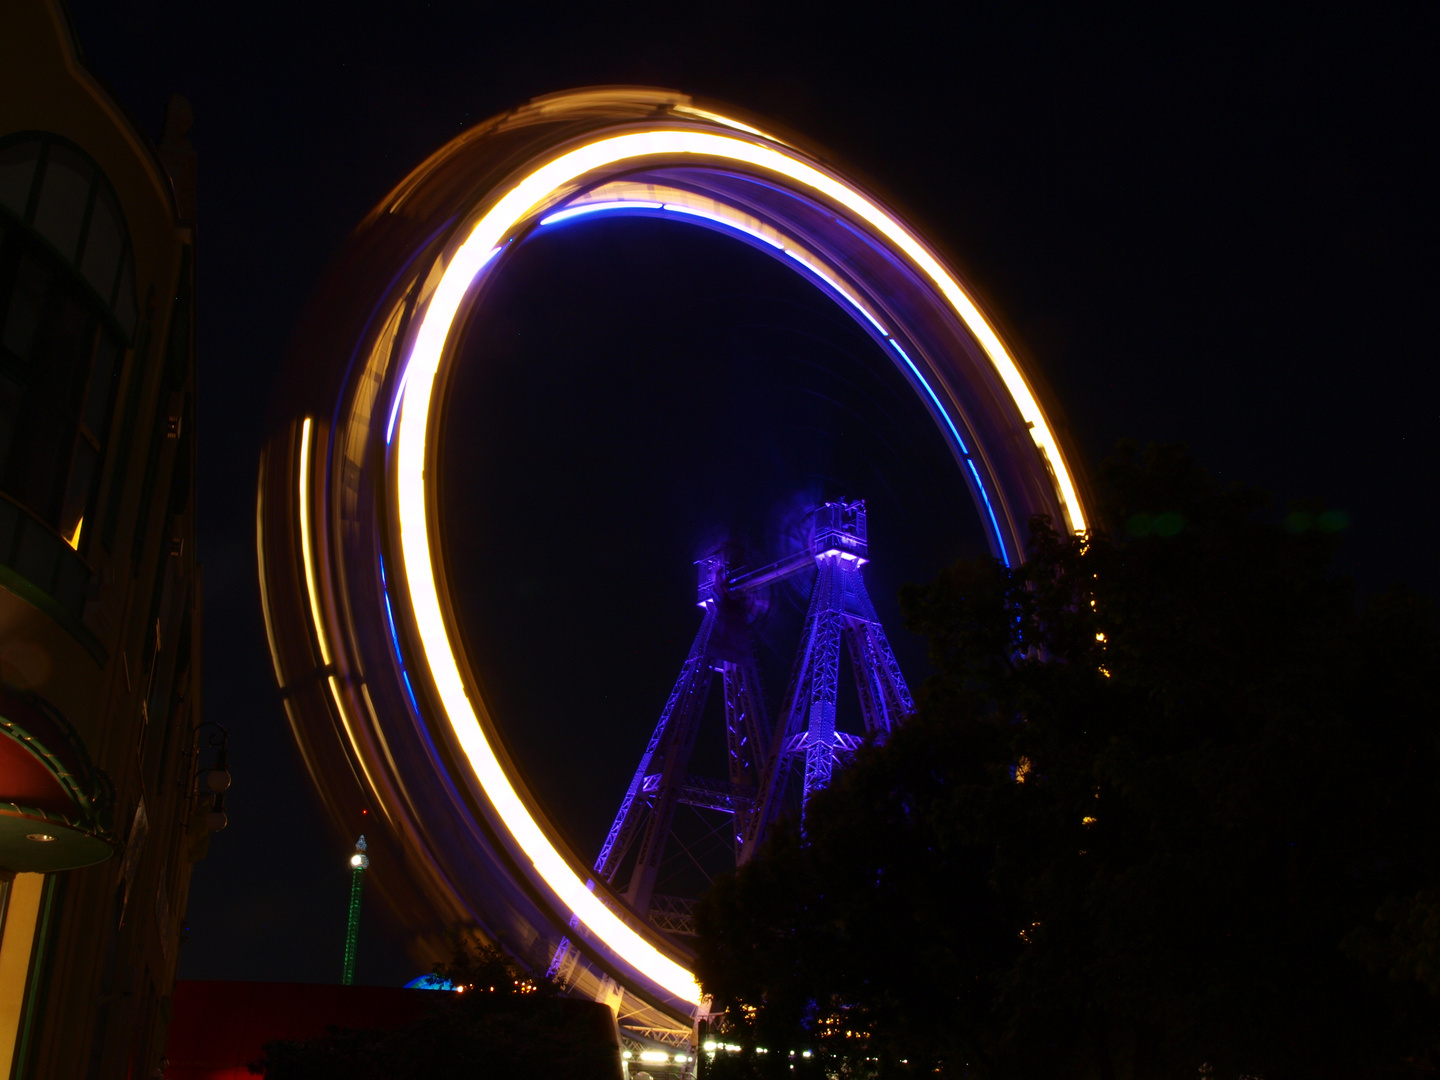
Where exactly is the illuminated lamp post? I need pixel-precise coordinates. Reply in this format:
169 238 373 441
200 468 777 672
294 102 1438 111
342 835 368 985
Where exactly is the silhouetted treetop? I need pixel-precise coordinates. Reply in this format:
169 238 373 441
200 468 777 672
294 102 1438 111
696 444 1439 1080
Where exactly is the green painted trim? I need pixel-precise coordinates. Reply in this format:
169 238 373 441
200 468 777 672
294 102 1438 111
0 565 106 666
0 802 90 833
0 691 115 840
10 874 58 1080
0 722 94 820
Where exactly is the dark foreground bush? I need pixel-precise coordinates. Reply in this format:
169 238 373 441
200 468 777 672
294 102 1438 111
697 444 1440 1079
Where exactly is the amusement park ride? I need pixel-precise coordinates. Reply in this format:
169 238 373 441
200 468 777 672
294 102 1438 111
256 87 1090 1057
546 498 913 988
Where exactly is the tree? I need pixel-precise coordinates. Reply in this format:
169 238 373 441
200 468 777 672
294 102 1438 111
695 444 1440 1079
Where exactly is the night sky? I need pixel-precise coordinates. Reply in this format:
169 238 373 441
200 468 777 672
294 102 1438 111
441 216 983 890
64 2 1435 988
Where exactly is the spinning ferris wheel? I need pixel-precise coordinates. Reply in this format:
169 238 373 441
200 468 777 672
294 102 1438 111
256 87 1089 1049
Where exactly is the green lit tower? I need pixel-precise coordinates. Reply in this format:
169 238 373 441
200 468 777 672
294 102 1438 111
342 835 369 985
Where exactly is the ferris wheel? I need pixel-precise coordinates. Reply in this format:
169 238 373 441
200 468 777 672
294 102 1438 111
256 86 1089 1048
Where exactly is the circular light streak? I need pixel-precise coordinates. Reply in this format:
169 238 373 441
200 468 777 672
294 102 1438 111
258 88 1091 1031
393 125 1085 1008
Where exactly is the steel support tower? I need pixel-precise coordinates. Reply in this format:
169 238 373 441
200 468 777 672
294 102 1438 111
591 499 914 939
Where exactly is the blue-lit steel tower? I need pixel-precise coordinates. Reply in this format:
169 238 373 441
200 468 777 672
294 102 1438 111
591 499 913 937
740 500 914 860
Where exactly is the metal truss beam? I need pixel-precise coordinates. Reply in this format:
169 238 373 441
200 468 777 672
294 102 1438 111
599 499 914 932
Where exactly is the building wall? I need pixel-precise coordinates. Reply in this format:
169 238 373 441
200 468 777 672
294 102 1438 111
0 3 205 1077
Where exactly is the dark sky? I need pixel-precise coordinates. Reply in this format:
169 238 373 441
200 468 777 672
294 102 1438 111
64 1 1436 987
440 216 984 888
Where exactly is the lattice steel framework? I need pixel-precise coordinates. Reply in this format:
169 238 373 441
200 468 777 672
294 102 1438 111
588 499 912 939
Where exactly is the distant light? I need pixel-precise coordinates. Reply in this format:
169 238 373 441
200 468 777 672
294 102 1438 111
621 1050 633 1060
25 833 54 843
639 1050 670 1063
702 1041 718 1052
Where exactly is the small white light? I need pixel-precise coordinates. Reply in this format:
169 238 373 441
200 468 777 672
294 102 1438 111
639 1050 669 1063
25 833 54 843
702 1041 717 1052
350 854 363 867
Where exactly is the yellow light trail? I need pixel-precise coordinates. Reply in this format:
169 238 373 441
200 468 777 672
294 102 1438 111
298 418 333 668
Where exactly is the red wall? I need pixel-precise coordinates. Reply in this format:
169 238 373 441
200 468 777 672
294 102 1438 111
163 981 435 1080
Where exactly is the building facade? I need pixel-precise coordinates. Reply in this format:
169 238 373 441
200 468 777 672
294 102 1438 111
0 3 206 1077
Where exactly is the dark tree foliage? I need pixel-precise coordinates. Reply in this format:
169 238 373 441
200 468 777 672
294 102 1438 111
694 444 1440 1079
251 935 621 1079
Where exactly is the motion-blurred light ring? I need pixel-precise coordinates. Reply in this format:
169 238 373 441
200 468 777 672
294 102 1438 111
258 89 1089 1032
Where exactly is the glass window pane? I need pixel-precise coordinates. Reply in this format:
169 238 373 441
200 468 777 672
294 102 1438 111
15 514 59 592
83 331 120 440
54 548 86 611
2 256 50 360
0 142 38 218
32 293 92 411
59 436 96 546
3 404 68 526
79 185 123 302
0 373 22 480
32 145 92 262
113 254 136 338
0 498 18 556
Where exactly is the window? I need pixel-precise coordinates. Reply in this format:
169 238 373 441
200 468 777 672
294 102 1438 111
0 135 136 552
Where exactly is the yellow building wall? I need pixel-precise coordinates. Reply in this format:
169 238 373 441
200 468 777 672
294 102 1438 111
0 874 46 1077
